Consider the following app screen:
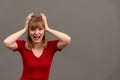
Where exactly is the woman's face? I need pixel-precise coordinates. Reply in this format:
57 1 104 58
29 22 45 44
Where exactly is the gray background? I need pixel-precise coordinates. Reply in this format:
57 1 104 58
0 0 120 80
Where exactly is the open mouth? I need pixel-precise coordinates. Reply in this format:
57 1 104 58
33 36 41 40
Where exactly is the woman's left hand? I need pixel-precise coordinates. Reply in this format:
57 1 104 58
40 13 49 31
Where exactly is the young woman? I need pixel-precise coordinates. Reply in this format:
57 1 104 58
3 13 71 80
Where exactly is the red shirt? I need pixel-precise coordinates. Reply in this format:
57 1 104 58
14 40 61 80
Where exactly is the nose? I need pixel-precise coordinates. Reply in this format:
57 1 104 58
34 29 39 34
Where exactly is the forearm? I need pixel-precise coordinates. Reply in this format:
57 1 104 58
46 28 71 44
40 13 71 43
3 28 26 45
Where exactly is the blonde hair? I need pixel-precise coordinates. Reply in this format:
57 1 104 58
26 16 47 49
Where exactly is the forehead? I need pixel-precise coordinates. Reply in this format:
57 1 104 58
30 22 44 29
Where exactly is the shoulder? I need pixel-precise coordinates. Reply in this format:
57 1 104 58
47 40 59 46
47 40 62 51
16 40 25 45
15 40 26 49
13 40 26 52
48 40 59 43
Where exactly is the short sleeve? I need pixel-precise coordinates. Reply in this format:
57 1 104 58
13 40 25 52
50 40 62 53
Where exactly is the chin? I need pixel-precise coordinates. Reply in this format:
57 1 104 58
33 40 41 43
32 39 42 43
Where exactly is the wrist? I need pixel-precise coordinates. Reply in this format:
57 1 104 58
45 27 51 32
23 27 28 32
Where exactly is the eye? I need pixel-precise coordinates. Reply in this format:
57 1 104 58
38 27 43 31
30 27 36 31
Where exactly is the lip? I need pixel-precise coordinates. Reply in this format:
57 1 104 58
33 36 40 38
33 36 40 40
31 35 43 42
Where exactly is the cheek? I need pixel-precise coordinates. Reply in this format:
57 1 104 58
41 30 45 34
29 31 33 34
40 30 45 35
28 31 34 37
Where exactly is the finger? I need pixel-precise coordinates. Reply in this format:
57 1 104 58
40 12 46 16
40 13 43 16
29 13 33 17
26 13 33 22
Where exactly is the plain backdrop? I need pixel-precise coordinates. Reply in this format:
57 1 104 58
0 0 120 80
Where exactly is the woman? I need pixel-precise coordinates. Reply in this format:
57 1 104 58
3 13 71 80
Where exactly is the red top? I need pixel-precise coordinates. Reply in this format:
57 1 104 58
14 40 61 80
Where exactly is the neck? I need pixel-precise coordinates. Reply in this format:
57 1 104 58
33 42 43 49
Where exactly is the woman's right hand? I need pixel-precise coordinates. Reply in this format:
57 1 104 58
24 13 33 31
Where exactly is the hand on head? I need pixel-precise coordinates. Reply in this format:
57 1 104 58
40 13 49 31
40 13 47 22
24 12 49 31
24 13 33 31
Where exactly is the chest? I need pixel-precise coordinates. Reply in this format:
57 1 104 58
20 48 54 70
